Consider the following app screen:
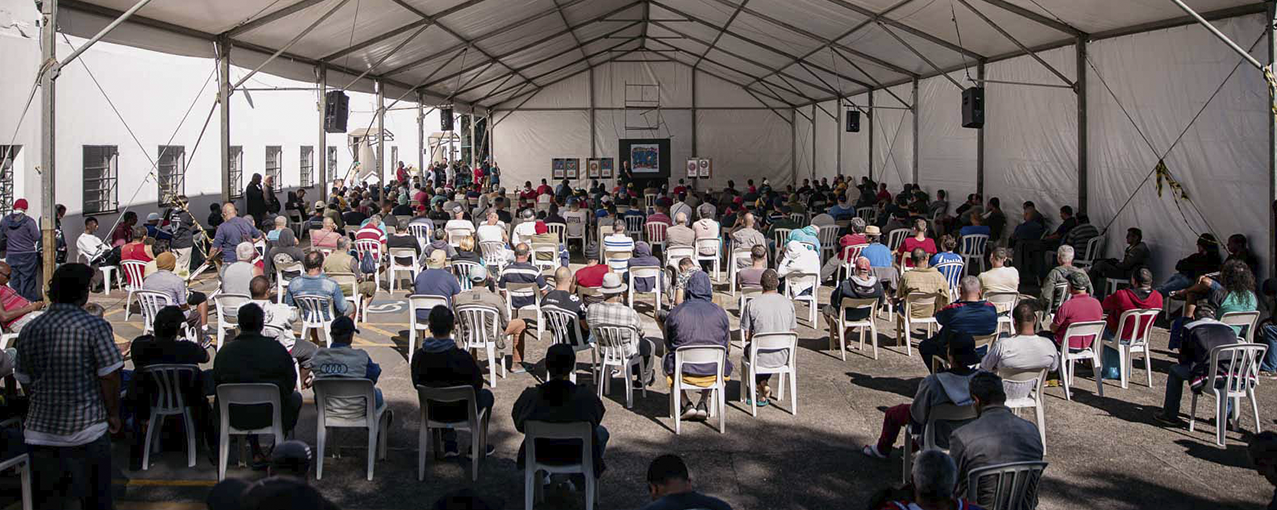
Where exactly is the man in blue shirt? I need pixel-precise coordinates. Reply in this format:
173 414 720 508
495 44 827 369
827 194 855 220
285 251 351 320
413 250 462 321
958 213 990 239
918 276 998 372
210 202 263 264
860 225 894 268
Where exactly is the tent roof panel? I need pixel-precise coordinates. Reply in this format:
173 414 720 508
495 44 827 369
722 11 824 56
232 0 412 61
440 0 559 40
474 14 566 58
747 0 869 41
561 0 640 25
85 0 265 34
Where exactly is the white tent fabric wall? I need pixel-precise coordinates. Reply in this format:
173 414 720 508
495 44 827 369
592 108 694 183
695 108 794 188
508 72 590 110
492 110 591 187
841 93 871 180
594 61 692 108
984 46 1078 245
814 100 839 181
872 84 913 192
917 71 979 210
1088 14 1269 280
795 105 815 184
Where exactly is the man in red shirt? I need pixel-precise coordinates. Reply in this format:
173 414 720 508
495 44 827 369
1101 267 1162 339
1050 271 1105 350
0 261 45 333
535 179 553 197
573 257 609 290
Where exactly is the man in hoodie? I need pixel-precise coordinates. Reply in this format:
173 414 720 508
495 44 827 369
626 241 663 294
823 257 884 351
513 343 608 488
661 271 732 421
1102 267 1163 342
1156 304 1243 426
0 198 41 301
412 305 494 457
863 336 981 459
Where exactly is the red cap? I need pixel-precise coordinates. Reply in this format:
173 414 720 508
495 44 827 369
534 220 548 234
12 199 28 210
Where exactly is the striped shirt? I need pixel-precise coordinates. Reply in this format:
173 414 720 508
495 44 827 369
1063 223 1100 259
602 234 635 272
498 262 548 309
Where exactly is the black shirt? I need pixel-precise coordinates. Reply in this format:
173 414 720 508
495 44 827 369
640 492 733 510
542 290 585 345
343 211 367 226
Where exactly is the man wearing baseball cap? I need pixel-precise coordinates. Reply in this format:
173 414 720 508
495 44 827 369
0 198 40 300
863 335 981 459
413 250 462 319
311 316 388 416
454 265 528 373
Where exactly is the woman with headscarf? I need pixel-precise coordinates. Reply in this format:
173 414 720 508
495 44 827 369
265 228 304 278
626 241 663 294
662 271 733 420
787 225 821 254
777 240 820 296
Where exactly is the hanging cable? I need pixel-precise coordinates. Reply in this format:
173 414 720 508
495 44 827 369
948 0 973 82
342 0 362 72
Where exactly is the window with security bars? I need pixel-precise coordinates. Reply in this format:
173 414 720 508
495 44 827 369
0 145 17 215
391 146 399 169
265 146 282 186
300 146 314 188
157 145 185 204
83 145 119 214
327 146 337 183
229 146 243 199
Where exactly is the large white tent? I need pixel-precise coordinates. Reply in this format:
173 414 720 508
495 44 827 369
32 0 1277 280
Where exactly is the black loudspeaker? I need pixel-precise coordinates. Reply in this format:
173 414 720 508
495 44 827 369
961 87 984 129
324 90 349 133
846 110 860 132
441 108 454 131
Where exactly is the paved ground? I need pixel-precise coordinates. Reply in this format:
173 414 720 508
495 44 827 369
4 265 1274 510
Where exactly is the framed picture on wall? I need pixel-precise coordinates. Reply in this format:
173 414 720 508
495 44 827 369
600 158 613 178
565 158 580 179
552 158 565 179
587 158 601 178
697 158 712 178
687 159 698 179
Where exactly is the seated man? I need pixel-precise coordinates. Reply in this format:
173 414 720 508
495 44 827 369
861 226 897 289
949 372 1045 501
919 276 997 372
513 343 609 488
665 212 696 251
1049 271 1104 350
729 213 767 270
542 267 589 348
143 252 209 343
573 256 609 290
587 273 655 381
457 266 529 372
245 276 313 377
1156 304 1244 426
287 251 353 322
863 337 980 459
1039 245 1091 314
823 257 885 352
896 219 937 268
736 245 768 289
411 305 494 457
873 450 984 510
977 247 1019 295
662 271 733 421
1087 227 1150 298
739 270 796 406
311 316 388 421
603 219 635 273
1102 267 1163 342
322 237 376 311
385 221 421 269
821 217 870 282
1158 233 1222 296
499 243 549 373
895 248 951 343
0 260 45 334
127 306 213 468
626 242 663 294
213 303 302 466
413 250 462 312
981 302 1060 378
641 454 733 510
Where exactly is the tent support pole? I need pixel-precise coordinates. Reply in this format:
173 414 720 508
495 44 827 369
811 105 817 181
836 95 842 176
377 79 385 190
976 60 985 197
218 38 232 203
868 91 875 182
590 67 596 160
40 0 57 294
791 108 797 184
912 77 919 185
692 70 698 157
1269 1 1276 281
1170 0 1264 71
317 64 327 201
1075 38 1087 215
417 91 424 181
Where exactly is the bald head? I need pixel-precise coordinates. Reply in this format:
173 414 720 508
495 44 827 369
222 202 237 219
554 266 572 290
742 213 755 228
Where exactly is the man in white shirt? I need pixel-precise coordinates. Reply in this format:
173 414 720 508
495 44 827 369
978 247 1020 294
691 204 720 256
980 302 1059 386
476 210 508 245
77 216 111 264
602 218 635 272
669 192 692 224
443 204 475 241
511 208 538 246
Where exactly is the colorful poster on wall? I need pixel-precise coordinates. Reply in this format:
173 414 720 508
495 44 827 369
697 158 712 178
630 143 660 174
587 158 601 178
552 158 565 179
600 158 613 178
565 158 580 179
686 159 698 179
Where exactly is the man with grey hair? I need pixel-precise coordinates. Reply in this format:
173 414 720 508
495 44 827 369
729 213 767 270
919 275 998 372
691 204 720 257
666 211 696 250
222 241 263 296
977 247 1020 294
444 204 475 239
821 217 870 281
875 449 982 510
1040 244 1091 312
949 372 1044 503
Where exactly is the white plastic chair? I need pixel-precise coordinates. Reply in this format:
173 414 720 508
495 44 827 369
213 293 250 348
328 272 365 324
531 242 559 273
886 229 910 252
695 237 721 281
784 271 818 327
960 234 990 276
898 292 942 357
1221 311 1261 343
79 252 118 295
0 453 31 510
998 366 1049 451
408 294 451 364
986 291 1019 337
294 294 336 347
135 290 174 335
966 460 1049 510
564 217 586 250
902 402 978 484
387 248 420 292
542 305 591 382
1057 320 1106 401
935 261 965 302
816 225 840 262
856 206 877 224
1072 236 1104 270
455 304 507 387
138 364 200 469
216 383 285 481
727 247 753 297
416 385 490 481
664 246 695 270
741 332 798 417
1189 343 1267 447
452 260 482 291
1101 309 1159 389
408 223 432 250
480 240 507 274
446 228 473 248
833 298 880 360
544 222 567 244
645 222 668 253
670 345 727 434
524 421 597 510
274 261 303 304
504 281 544 339
626 266 663 312
354 239 384 291
121 260 147 320
590 324 648 409
313 378 390 481
624 215 645 239
771 228 792 263
837 244 869 282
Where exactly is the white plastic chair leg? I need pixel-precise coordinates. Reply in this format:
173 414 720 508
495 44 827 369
316 425 327 479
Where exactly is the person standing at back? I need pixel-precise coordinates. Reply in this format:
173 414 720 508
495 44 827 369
640 454 732 510
0 198 42 301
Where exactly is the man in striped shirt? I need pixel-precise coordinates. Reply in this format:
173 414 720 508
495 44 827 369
602 218 635 272
1062 213 1100 260
498 243 548 373
355 214 387 246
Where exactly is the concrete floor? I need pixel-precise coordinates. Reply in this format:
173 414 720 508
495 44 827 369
13 266 1274 510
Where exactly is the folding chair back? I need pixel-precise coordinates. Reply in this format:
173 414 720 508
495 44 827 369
408 294 451 363
625 215 645 238
543 305 589 351
416 384 488 481
524 421 596 509
645 222 668 248
966 461 1049 510
887 229 910 252
451 260 482 290
1221 311 1261 342
545 222 567 242
216 383 284 480
136 290 175 335
139 364 200 469
480 241 506 271
855 206 876 224
122 260 147 288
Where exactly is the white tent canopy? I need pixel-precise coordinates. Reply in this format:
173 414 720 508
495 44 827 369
41 0 1277 281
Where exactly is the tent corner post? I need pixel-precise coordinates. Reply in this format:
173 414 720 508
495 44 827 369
911 77 919 185
868 90 875 183
976 60 986 197
417 90 425 183
376 79 385 191
217 37 232 203
40 0 58 295
1075 36 1088 216
1269 0 1276 283
317 63 327 202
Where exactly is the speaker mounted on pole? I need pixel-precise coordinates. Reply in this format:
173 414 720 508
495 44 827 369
441 108 454 131
846 109 860 133
324 90 349 133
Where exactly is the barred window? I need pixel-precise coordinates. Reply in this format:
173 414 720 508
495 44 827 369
327 146 337 183
300 146 314 188
0 145 17 215
265 146 282 186
229 146 244 199
157 145 185 204
83 145 119 214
